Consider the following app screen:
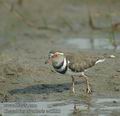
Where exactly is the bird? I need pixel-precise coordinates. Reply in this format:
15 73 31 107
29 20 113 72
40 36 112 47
45 50 114 94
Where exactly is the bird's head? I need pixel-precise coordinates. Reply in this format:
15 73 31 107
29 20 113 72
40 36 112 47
45 50 65 66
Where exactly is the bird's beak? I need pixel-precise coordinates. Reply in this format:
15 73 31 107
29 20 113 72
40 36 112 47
45 58 52 64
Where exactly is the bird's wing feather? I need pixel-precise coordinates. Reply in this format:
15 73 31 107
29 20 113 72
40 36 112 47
66 52 103 72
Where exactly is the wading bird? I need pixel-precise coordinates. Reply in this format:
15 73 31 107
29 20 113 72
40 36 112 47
45 50 114 94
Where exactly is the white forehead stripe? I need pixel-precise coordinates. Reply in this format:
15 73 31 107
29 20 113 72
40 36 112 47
56 52 64 55
49 52 64 58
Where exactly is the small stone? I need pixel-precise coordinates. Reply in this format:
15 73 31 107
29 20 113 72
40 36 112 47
114 87 120 92
112 75 119 78
64 87 69 90
1 95 9 102
116 69 120 72
113 100 117 103
42 95 48 99
109 55 115 58
73 104 80 114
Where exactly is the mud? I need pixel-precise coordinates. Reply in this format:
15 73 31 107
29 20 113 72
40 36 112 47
0 0 120 115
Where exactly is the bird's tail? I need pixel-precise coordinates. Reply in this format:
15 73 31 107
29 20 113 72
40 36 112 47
95 59 105 64
95 54 115 64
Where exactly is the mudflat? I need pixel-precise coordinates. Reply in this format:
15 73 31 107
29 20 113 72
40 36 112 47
0 0 120 115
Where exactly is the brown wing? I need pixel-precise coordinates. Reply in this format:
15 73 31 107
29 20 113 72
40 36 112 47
66 52 103 72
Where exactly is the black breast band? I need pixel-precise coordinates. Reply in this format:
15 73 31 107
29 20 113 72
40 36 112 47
53 61 64 69
57 66 67 74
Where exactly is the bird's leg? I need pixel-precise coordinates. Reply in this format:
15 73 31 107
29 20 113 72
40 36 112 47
71 76 75 94
80 73 92 94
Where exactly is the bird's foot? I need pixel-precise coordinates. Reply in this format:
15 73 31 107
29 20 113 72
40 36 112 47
72 89 75 94
86 85 92 94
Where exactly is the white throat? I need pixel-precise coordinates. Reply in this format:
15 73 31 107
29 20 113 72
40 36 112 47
55 58 67 72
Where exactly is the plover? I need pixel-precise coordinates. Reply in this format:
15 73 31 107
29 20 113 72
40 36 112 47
45 50 114 94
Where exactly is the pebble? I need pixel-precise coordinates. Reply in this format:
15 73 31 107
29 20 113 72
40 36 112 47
116 69 120 72
113 100 117 103
109 55 115 58
114 87 120 92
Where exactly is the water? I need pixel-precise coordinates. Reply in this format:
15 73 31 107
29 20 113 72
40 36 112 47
62 37 120 50
1 98 120 116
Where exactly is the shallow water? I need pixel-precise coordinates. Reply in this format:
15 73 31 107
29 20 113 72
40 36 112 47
1 97 120 116
61 38 120 50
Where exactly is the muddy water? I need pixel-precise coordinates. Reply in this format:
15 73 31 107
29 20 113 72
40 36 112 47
1 97 120 116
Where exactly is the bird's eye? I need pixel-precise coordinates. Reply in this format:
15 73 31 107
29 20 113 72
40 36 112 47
52 54 58 58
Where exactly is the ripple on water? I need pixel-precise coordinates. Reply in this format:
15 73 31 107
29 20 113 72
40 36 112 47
1 98 120 116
